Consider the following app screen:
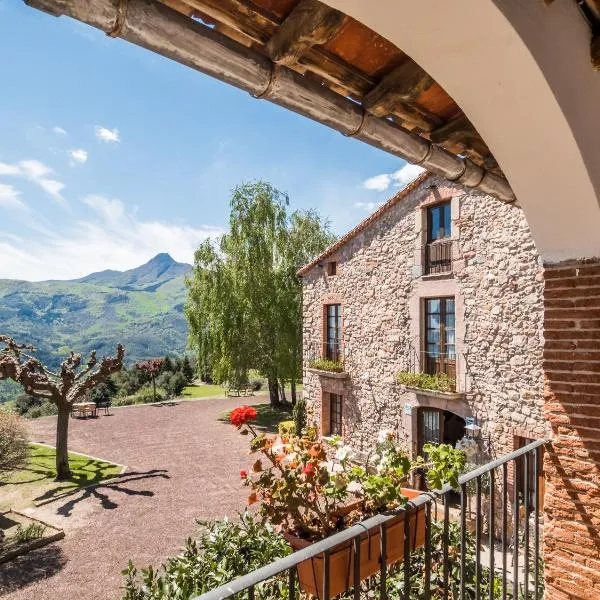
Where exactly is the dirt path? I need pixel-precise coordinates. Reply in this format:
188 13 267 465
0 396 271 600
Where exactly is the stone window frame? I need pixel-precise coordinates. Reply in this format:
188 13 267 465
414 193 461 278
321 300 343 361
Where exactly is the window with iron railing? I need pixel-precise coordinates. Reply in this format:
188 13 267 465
424 201 452 274
423 297 456 381
324 303 342 361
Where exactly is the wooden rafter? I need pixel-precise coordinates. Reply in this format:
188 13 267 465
266 0 345 66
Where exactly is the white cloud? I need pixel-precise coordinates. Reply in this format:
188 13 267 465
52 126 67 135
361 162 425 193
354 200 384 212
362 173 391 192
95 126 120 143
392 163 426 188
19 159 53 180
0 163 21 176
69 148 88 166
0 183 27 211
0 159 67 207
0 194 223 280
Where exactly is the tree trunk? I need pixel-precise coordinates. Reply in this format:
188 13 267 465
291 379 297 405
55 404 72 480
279 378 287 403
152 376 156 402
268 377 280 407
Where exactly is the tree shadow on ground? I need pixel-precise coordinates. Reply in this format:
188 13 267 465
218 403 293 434
0 543 67 595
33 469 170 517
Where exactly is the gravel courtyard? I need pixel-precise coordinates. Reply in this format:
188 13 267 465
0 396 271 600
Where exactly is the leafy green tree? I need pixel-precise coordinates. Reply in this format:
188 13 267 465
186 181 334 406
0 410 29 477
181 356 195 383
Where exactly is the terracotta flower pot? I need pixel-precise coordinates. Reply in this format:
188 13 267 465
285 488 426 599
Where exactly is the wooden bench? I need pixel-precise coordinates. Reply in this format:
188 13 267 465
225 388 255 397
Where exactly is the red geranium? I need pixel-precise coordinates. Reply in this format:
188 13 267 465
240 469 248 479
303 463 315 476
230 405 258 428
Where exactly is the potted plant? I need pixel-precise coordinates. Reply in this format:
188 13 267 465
229 406 466 599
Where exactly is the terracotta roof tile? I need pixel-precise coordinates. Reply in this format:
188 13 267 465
297 171 433 276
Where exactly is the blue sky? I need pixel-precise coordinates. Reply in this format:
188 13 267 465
0 1 423 280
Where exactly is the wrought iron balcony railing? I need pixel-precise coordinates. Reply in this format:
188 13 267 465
424 239 453 275
193 439 547 600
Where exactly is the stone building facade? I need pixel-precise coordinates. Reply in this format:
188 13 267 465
299 173 550 465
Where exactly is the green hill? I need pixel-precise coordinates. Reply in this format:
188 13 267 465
0 253 191 373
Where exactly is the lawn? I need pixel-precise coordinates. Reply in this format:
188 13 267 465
0 444 122 512
182 384 228 398
183 383 301 400
219 402 293 433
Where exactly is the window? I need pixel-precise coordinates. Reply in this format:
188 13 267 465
417 409 466 454
327 261 337 276
424 201 452 274
427 201 451 241
325 304 342 361
423 297 456 381
330 393 343 436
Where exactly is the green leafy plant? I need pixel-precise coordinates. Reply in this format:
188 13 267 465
419 442 466 490
278 420 295 436
121 513 290 600
395 371 455 392
11 522 46 544
231 408 465 541
308 358 344 373
292 395 307 437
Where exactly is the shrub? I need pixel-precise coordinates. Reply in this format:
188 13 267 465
113 386 167 406
250 379 263 391
292 395 307 437
308 358 344 373
278 420 295 437
13 394 58 419
395 371 455 392
0 410 29 477
121 513 290 600
157 371 188 398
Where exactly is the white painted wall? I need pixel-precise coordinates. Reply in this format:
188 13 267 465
324 0 600 262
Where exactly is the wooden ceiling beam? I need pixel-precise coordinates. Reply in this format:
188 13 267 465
183 0 277 45
363 58 442 131
25 0 515 202
429 114 491 158
265 0 345 66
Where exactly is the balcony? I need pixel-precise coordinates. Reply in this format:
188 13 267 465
424 239 453 275
193 440 546 600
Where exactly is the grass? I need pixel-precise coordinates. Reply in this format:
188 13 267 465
219 402 293 433
0 443 122 511
182 384 229 399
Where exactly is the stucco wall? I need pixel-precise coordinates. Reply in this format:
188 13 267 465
302 175 548 459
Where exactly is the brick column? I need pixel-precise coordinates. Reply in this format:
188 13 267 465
543 259 600 599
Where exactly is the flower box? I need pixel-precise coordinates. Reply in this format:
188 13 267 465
285 488 426 599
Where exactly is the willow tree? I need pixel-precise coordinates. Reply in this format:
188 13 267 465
186 181 334 406
0 335 124 479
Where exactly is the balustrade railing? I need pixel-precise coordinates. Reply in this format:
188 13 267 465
424 239 453 275
194 439 547 600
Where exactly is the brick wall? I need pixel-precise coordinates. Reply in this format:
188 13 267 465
543 260 600 599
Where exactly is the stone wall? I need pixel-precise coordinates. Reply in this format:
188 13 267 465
302 175 548 461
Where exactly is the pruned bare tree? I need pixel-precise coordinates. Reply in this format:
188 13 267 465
0 335 124 480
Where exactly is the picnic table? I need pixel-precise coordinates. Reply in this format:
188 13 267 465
225 388 254 397
71 402 97 418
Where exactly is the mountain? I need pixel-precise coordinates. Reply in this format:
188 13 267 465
0 254 192 371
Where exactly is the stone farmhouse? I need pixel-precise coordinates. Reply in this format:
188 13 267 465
300 173 550 498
